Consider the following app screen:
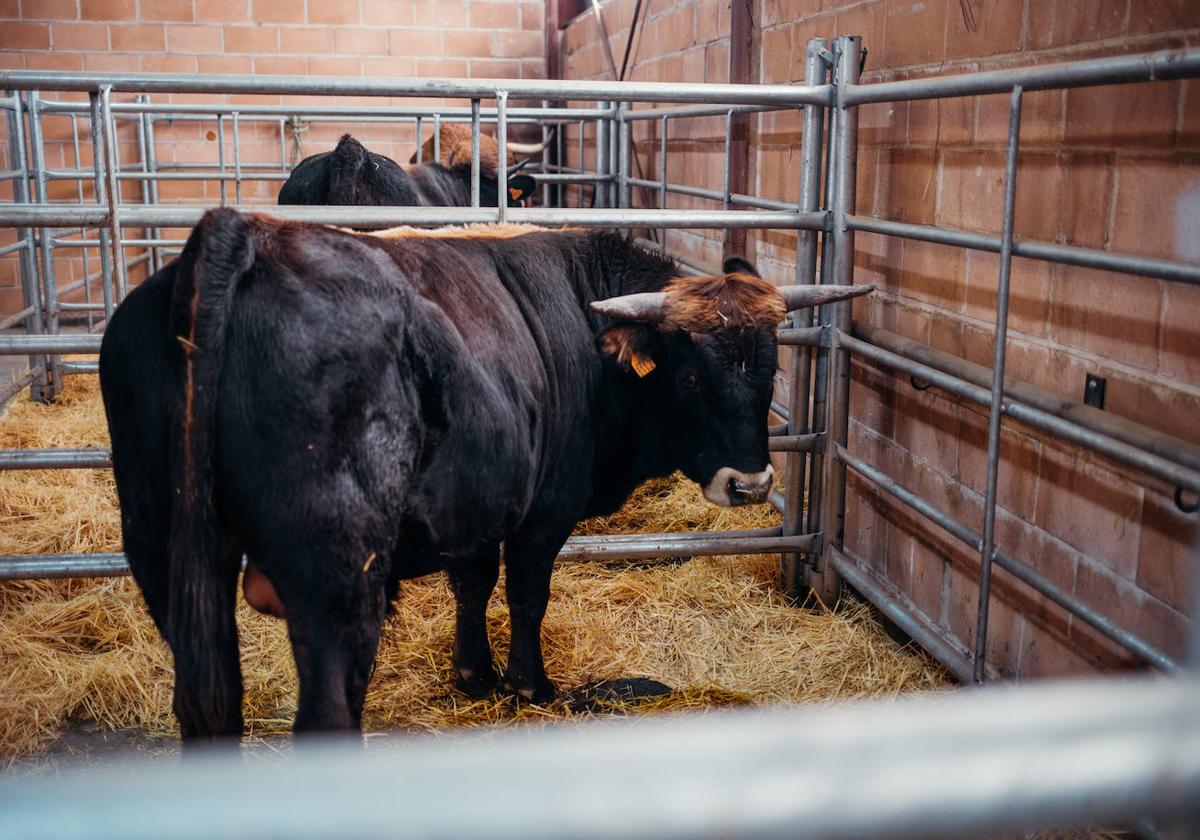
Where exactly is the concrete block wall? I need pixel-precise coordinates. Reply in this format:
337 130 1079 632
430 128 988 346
565 0 1200 678
0 0 547 317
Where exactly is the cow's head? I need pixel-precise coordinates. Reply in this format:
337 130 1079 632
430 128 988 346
592 259 873 507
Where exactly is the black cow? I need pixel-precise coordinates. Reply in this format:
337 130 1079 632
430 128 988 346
277 134 537 209
98 210 872 741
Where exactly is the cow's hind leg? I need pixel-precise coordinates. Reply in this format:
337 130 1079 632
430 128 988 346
446 544 501 698
271 530 391 735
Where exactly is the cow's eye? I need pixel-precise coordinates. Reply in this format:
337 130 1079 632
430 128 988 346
681 371 700 391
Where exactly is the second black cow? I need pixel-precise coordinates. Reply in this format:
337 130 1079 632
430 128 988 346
99 211 872 741
277 133 537 208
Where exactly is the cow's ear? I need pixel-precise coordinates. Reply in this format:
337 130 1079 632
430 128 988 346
597 324 662 378
722 256 760 277
506 175 537 205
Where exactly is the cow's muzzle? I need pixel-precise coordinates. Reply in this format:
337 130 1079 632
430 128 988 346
703 465 774 507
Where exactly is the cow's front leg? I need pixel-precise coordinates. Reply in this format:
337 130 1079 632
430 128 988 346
445 544 501 698
501 530 567 704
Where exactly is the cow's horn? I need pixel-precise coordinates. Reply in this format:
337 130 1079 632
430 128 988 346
590 291 668 322
778 283 875 311
506 140 547 155
506 158 533 175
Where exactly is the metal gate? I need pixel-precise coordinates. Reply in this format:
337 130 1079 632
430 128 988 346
1 42 1198 687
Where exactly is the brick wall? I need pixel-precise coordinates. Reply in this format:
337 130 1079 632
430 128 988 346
565 0 1200 678
0 0 547 317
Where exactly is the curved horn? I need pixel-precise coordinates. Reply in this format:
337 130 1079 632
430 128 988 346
778 283 875 311
589 291 668 322
506 140 547 155
506 158 533 176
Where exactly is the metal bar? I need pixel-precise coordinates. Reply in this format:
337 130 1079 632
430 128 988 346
0 448 111 470
0 305 35 331
594 101 608 209
846 215 1200 286
497 92 508 223
576 119 584 207
618 103 630 211
470 99 480 208
828 544 976 682
4 676 1200 838
231 111 242 204
5 89 49 401
814 36 862 604
29 89 66 398
624 101 795 122
854 322 1200 479
0 533 818 582
0 334 103 354
216 113 227 205
768 434 824 453
414 115 423 163
0 237 29 257
0 205 828 230
776 326 827 347
0 553 129 580
624 176 801 211
782 38 830 600
567 526 784 545
658 115 667 254
37 99 613 120
99 85 128 303
722 110 733 209
836 443 1181 673
432 112 440 164
974 86 1023 684
845 45 1200 105
88 91 115 321
840 330 1200 495
141 98 162 273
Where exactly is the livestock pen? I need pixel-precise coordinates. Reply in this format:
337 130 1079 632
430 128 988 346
0 26 1197 840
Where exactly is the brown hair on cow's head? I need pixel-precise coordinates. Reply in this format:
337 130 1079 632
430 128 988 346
659 273 786 334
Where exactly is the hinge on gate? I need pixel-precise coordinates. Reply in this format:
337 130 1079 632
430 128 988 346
816 46 836 66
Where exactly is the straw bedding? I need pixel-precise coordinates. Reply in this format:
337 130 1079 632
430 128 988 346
0 370 948 763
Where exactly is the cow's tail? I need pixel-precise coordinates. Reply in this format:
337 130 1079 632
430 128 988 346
166 207 255 739
328 133 368 204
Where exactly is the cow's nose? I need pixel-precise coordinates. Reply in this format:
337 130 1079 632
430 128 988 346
703 465 775 507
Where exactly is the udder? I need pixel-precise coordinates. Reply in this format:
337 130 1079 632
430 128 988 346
242 561 285 618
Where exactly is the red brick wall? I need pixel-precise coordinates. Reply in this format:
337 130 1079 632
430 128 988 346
565 0 1200 678
0 0 547 316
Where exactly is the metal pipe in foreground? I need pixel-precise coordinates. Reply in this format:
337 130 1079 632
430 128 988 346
0 448 111 470
0 334 104 355
2 676 1198 839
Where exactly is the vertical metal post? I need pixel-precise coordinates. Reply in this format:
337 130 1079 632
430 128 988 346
278 117 287 171
231 111 242 205
433 113 441 164
26 90 63 397
97 86 127 308
7 90 50 401
470 99 480 208
804 45 841 554
815 35 862 606
973 86 1024 685
497 91 509 222
608 102 618 208
782 39 829 600
554 113 564 208
658 114 667 255
618 102 630 213
141 100 162 274
70 113 95 332
541 99 551 207
722 110 733 210
576 118 584 207
213 114 226 206
87 92 114 323
415 116 423 163
595 102 608 209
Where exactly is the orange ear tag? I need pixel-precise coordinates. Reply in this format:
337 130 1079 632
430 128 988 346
509 187 522 201
631 353 657 378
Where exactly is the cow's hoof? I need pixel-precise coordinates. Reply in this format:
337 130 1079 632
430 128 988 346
502 674 557 705
455 666 500 699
